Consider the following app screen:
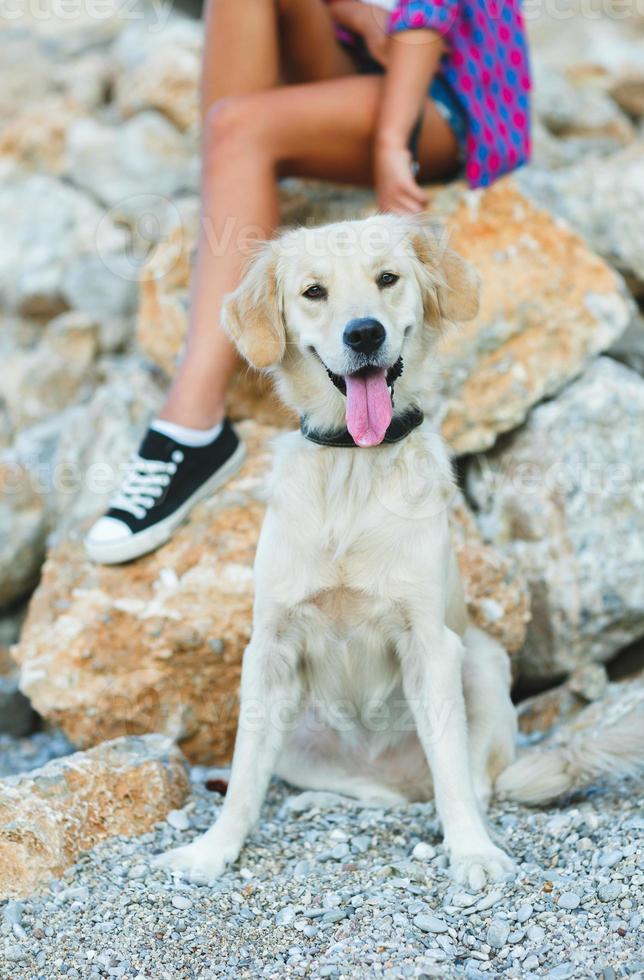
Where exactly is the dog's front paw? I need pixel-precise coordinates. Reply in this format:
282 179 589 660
450 844 516 892
152 830 241 883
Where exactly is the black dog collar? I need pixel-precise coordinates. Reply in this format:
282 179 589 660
300 405 424 448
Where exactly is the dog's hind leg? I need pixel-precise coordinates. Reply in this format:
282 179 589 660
463 627 517 811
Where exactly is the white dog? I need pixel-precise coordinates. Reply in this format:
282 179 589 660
154 215 643 889
154 214 517 890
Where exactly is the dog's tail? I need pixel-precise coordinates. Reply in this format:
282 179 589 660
496 686 644 805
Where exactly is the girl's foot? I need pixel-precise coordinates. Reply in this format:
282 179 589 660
84 419 245 565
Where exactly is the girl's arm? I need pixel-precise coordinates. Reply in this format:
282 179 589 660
375 28 445 213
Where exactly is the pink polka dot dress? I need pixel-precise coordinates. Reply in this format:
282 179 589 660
388 0 532 187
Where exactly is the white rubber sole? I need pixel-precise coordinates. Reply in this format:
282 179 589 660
84 441 247 565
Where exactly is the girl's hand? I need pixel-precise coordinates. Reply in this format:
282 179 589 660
329 2 390 66
375 142 427 214
358 5 391 67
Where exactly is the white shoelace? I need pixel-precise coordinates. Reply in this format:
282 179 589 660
110 451 184 520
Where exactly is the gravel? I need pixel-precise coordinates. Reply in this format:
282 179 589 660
0 729 73 778
0 769 642 979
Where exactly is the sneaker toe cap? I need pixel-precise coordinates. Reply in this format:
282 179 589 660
86 516 133 545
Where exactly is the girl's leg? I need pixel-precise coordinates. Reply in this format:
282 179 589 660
161 0 355 428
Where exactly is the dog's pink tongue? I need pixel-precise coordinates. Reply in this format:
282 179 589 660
344 369 393 447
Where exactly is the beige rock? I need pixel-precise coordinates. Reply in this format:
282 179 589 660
137 179 631 453
611 79 644 120
112 21 202 132
0 96 85 175
0 734 189 899
424 181 632 453
14 421 529 764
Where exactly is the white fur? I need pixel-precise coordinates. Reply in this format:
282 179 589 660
155 216 517 890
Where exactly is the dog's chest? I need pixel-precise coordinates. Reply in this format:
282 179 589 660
290 587 408 728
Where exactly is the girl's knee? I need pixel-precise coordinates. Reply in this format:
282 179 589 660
203 95 263 160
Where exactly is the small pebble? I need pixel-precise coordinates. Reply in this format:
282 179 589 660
166 809 190 831
599 849 623 868
413 913 448 934
411 842 435 861
598 882 623 902
558 891 581 910
171 895 193 911
275 905 296 926
487 918 510 948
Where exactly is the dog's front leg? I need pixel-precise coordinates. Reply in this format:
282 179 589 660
399 624 515 890
154 627 302 882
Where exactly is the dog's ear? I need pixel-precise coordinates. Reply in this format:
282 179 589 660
409 220 480 323
222 243 286 369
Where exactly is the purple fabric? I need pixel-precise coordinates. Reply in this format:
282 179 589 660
387 0 531 187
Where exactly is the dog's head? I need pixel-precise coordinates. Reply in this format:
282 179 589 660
223 214 479 447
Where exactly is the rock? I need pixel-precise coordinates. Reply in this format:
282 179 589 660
0 96 86 175
171 894 193 911
0 453 48 611
1 312 100 433
65 112 199 212
52 49 112 112
517 665 609 739
0 34 53 123
0 174 134 318
450 493 530 657
138 179 631 454
468 358 644 680
112 21 202 132
609 314 644 376
533 61 635 150
558 892 581 910
611 79 644 120
519 145 644 298
0 648 36 737
424 181 632 452
486 918 510 948
0 734 188 899
14 422 529 763
414 913 448 934
49 357 166 536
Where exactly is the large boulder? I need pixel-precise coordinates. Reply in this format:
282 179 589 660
65 112 199 212
111 20 202 133
13 422 529 765
0 735 189 899
467 357 644 681
519 144 644 299
137 179 632 454
0 174 136 319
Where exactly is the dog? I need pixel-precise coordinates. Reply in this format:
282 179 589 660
154 214 644 889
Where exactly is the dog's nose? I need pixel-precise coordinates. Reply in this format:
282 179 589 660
343 318 386 354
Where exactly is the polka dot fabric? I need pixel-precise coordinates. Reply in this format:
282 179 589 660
388 0 531 187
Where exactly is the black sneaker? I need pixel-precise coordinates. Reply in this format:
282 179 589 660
84 419 245 564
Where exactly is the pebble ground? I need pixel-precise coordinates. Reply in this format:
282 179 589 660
1 745 642 980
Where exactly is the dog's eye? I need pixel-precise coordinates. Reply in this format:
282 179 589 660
302 284 327 300
377 272 399 288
